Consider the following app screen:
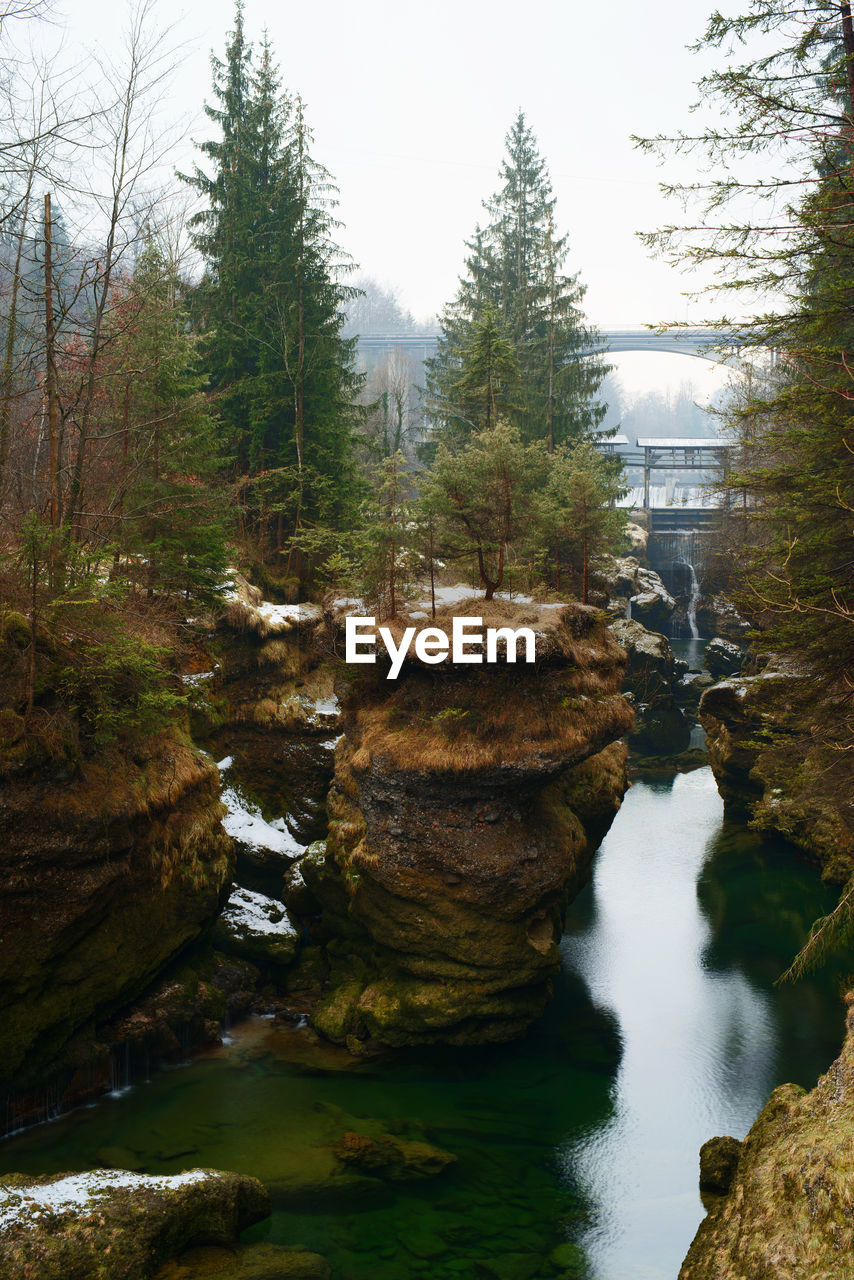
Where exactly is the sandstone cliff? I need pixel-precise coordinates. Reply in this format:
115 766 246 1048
301 599 632 1047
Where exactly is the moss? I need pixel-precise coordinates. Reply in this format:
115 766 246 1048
0 1170 270 1280
0 733 234 1094
680 998 854 1278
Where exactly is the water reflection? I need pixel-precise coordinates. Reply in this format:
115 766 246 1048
560 768 842 1280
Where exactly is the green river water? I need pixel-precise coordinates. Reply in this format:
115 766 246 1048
2 704 848 1279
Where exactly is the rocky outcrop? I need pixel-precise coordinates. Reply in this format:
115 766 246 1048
680 995 854 1280
704 637 743 679
304 600 632 1048
700 670 854 881
696 593 750 642
609 618 692 756
596 556 675 630
0 1168 269 1280
213 886 301 969
0 734 233 1100
201 574 338 737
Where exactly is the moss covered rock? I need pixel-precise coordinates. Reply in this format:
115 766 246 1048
0 735 233 1112
0 1168 269 1280
680 995 854 1278
700 670 854 880
309 602 631 1048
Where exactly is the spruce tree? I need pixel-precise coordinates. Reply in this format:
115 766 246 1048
184 5 360 573
426 112 610 449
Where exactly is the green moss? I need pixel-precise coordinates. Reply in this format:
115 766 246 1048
0 1170 270 1280
680 1001 854 1279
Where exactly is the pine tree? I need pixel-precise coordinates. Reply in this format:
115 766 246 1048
426 112 610 449
105 239 227 602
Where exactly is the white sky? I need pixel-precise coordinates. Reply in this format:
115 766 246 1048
46 0 745 401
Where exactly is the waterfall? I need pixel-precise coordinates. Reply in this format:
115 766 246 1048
686 561 700 640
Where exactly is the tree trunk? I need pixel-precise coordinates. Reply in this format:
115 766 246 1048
44 193 60 528
842 3 854 117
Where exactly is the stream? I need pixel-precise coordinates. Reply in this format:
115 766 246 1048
2 750 847 1278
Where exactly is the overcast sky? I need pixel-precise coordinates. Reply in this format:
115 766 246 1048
47 0 742 401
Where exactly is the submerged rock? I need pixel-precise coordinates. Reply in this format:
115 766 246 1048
0 1168 269 1280
307 601 632 1047
680 996 854 1279
155 1243 332 1279
332 1130 456 1180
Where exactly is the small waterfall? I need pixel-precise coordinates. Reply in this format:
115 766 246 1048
686 562 700 640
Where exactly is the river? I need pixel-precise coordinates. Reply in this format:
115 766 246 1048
1 759 845 1279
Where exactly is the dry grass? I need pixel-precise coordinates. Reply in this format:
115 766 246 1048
343 604 632 776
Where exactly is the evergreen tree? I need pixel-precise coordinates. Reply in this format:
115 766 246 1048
182 0 258 473
184 5 360 573
639 3 854 691
450 301 521 436
105 239 227 603
534 441 626 600
426 112 610 449
423 421 547 599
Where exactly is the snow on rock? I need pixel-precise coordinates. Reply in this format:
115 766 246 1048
220 783 306 863
222 886 297 939
0 1170 214 1232
180 667 218 686
215 886 300 966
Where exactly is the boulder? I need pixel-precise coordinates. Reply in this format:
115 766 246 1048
698 1135 742 1193
213 887 300 969
609 618 676 698
0 1168 269 1280
629 586 676 631
704 637 743 679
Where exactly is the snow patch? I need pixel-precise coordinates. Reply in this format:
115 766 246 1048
0 1170 216 1232
221 784 305 859
222 887 297 939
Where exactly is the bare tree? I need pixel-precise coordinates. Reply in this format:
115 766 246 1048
60 0 188 536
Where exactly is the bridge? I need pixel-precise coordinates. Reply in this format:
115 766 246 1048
355 326 747 365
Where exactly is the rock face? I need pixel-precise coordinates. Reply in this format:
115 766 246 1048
0 735 233 1101
704 637 743 679
0 1168 269 1280
700 670 854 880
609 618 692 756
305 600 633 1048
680 996 854 1280
596 556 675 630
